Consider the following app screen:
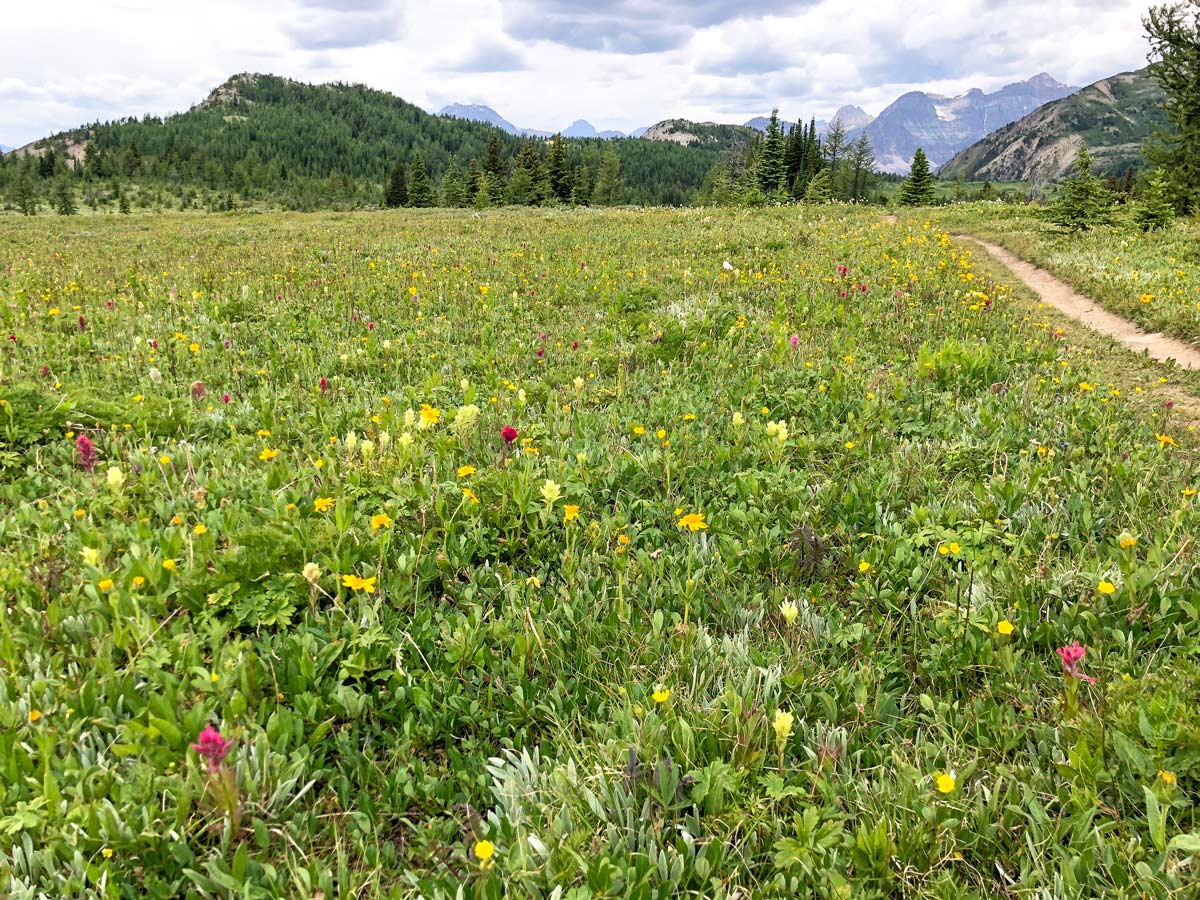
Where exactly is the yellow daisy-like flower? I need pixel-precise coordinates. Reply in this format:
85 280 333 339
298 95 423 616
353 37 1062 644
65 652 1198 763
259 448 279 461
935 772 956 794
563 504 580 523
462 487 480 504
28 710 43 723
1159 769 1178 787
457 465 476 478
1098 580 1116 595
474 839 494 867
419 404 441 425
193 523 207 536
162 559 177 571
132 576 145 588
314 497 334 513
1118 533 1137 549
1155 433 1176 448
632 425 645 436
676 512 707 532
997 620 1014 636
858 560 872 574
341 574 377 593
98 578 114 592
652 687 670 704
370 513 393 530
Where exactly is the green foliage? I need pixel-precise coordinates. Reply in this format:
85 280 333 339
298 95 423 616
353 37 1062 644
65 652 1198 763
1143 3 1200 212
406 151 435 208
756 110 787 195
804 168 832 203
384 161 407 208
1 207 1199 897
1048 146 1115 231
898 148 937 206
1134 168 1178 230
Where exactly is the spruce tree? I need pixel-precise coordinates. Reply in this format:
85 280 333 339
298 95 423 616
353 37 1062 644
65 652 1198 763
783 119 805 193
52 177 76 215
385 161 408 208
804 168 832 203
118 186 131 214
482 134 507 181
1134 168 1177 230
546 135 572 202
505 167 533 205
898 148 936 206
756 109 786 196
11 173 37 216
441 157 466 207
406 151 435 207
1048 146 1113 231
1143 3 1200 211
591 144 626 206
464 160 483 200
472 176 493 209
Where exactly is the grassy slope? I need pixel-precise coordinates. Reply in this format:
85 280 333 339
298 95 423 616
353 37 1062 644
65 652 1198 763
1 207 1198 898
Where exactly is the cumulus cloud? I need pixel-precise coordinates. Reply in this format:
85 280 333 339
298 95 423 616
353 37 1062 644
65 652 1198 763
438 38 530 72
282 0 404 50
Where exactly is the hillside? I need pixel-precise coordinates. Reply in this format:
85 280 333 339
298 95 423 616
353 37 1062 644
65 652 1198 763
939 67 1166 182
641 118 758 152
5 74 720 207
850 73 1077 172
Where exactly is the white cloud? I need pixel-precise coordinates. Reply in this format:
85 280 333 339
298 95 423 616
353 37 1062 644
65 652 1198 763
0 0 1155 147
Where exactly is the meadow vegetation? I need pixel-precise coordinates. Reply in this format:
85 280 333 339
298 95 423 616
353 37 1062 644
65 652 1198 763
1 206 1198 898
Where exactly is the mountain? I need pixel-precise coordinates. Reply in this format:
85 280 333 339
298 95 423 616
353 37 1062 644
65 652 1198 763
438 103 521 135
641 118 758 152
828 105 874 131
562 120 598 138
7 73 722 206
744 116 802 133
850 73 1078 173
630 127 650 138
939 67 1165 182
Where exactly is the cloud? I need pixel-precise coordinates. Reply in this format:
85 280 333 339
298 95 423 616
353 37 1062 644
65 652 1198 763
438 38 529 72
282 0 403 50
500 0 805 53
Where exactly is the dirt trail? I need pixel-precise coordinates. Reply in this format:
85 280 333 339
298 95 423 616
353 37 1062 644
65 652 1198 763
954 234 1200 372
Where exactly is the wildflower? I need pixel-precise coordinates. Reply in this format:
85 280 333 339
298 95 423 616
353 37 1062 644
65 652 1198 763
632 425 645 436
1098 580 1116 595
845 441 857 450
319 377 328 394
76 434 97 472
474 839 495 868
1056 642 1096 684
302 562 321 584
1155 433 1176 448
132 576 145 588
191 381 205 399
652 687 670 703
193 523 207 535
148 367 163 384
159 454 171 466
858 560 872 574
732 411 745 427
452 404 480 439
82 547 102 567
540 480 562 506
102 848 113 859
106 466 125 491
789 334 800 348
162 559 177 571
191 725 232 774
418 404 441 429
314 497 334 513
1118 533 1137 549
28 710 43 723
370 513 393 530
341 574 377 593
997 620 1014 636
457 465 477 478
676 512 707 532
501 425 519 444
462 487 480 504
1160 770 1178 787
259 448 279 462
935 772 956 794
773 709 795 747
564 504 580 523
779 599 799 625
344 432 358 453
98 578 114 592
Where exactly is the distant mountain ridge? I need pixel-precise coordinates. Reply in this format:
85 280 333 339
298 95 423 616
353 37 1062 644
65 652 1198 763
438 103 628 139
640 119 758 151
744 106 873 135
939 67 1166 182
848 73 1078 173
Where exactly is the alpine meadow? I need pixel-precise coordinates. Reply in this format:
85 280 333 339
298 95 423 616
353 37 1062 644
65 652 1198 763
2 2 1200 899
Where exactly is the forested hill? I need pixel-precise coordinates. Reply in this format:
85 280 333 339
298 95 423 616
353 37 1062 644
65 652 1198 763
5 73 722 209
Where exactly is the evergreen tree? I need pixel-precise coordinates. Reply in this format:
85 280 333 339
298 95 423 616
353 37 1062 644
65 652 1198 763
823 120 847 179
591 144 627 206
1134 168 1177 230
464 160 483 200
514 141 547 204
52 177 77 215
1048 146 1114 231
472 175 493 209
505 166 533 205
1143 3 1200 211
482 133 508 181
897 148 936 206
38 149 57 179
979 181 997 201
406 151 435 207
441 156 466 207
845 134 875 202
756 109 787 195
118 186 131 214
546 135 572 202
783 119 805 193
11 173 37 216
804 168 832 203
384 161 408 208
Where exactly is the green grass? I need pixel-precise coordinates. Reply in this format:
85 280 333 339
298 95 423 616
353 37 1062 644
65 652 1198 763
1 206 1199 898
925 202 1200 346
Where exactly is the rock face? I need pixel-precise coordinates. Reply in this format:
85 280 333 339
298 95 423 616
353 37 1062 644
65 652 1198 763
850 73 1077 173
641 119 758 151
826 105 874 131
939 67 1166 182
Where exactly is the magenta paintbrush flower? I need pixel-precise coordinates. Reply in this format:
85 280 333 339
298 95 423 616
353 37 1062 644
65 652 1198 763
191 725 232 773
1056 642 1096 684
76 434 97 473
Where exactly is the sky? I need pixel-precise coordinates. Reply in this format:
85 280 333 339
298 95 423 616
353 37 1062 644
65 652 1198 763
0 0 1158 147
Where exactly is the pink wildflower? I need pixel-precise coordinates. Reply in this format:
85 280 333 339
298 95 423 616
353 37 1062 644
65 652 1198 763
501 425 518 444
1056 642 1096 684
191 725 232 774
76 434 97 473
788 334 800 348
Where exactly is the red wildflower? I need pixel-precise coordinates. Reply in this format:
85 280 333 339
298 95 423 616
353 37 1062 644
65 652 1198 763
1056 642 1096 684
191 725 232 774
76 434 97 473
501 426 518 444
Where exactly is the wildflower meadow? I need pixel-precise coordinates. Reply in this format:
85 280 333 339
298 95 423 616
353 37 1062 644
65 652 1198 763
1 205 1198 897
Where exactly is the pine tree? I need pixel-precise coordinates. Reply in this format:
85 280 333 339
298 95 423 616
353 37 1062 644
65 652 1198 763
546 135 572 202
897 148 936 206
52 178 76 215
482 134 507 181
756 109 786 196
118 186 131 214
823 120 847 179
783 119 805 193
385 161 408 208
845 134 875 202
591 144 626 206
406 151 435 207
514 141 547 205
472 176 493 209
465 160 483 200
505 167 533 205
1143 3 1200 212
1048 146 1113 231
1134 168 1177 230
11 173 37 216
804 168 832 203
441 157 466 207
